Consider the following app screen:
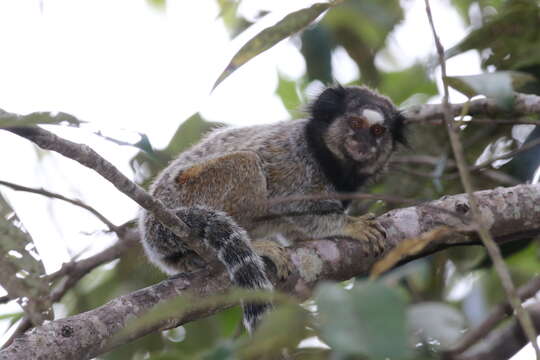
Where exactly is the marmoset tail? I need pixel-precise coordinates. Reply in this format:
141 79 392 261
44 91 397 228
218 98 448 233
139 85 406 333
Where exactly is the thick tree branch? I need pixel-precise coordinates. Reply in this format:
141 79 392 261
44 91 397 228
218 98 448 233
0 228 139 349
0 184 538 360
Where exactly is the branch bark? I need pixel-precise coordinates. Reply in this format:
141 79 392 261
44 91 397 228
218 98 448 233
0 184 538 360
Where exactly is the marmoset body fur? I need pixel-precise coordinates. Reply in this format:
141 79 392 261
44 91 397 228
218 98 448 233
139 85 406 333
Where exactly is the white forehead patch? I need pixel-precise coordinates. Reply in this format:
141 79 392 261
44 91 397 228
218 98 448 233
362 109 384 125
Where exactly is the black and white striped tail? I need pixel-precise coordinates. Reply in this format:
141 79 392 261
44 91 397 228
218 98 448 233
178 206 273 333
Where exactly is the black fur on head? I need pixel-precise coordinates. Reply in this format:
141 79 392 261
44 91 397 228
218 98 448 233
309 84 408 147
308 84 347 122
305 85 408 203
390 111 408 147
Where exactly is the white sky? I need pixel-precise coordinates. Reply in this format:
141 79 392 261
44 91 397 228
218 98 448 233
0 0 534 358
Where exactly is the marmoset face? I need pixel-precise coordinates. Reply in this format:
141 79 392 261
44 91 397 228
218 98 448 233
312 85 406 174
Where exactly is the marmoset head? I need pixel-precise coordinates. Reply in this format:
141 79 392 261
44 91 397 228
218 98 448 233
309 85 406 175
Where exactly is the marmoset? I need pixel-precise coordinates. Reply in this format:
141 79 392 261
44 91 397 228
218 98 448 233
139 85 406 333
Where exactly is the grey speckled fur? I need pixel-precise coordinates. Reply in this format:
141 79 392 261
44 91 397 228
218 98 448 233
138 85 405 333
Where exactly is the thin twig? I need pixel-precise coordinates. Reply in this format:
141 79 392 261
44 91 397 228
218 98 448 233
450 302 540 360
469 137 540 172
0 179 120 234
3 126 214 263
393 136 540 174
445 276 540 357
392 155 522 185
424 1 540 357
408 116 540 126
405 93 540 123
463 117 540 126
0 230 137 349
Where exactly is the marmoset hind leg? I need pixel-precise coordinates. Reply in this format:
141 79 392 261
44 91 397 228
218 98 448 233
142 151 289 331
175 151 292 278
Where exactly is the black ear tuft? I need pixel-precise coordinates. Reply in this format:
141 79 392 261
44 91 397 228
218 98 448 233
309 85 347 122
392 111 409 147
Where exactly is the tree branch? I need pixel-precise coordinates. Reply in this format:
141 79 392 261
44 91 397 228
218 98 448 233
0 228 139 350
0 184 538 360
0 179 120 234
406 93 540 123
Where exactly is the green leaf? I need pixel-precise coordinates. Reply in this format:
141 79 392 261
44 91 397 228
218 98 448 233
240 305 308 359
379 64 438 105
0 194 52 325
216 0 252 38
276 73 302 117
445 71 534 109
131 113 222 180
0 109 81 128
165 113 222 157
201 341 236 360
316 281 409 359
146 0 166 11
446 0 540 71
0 311 24 322
323 0 403 50
300 24 335 83
213 2 332 90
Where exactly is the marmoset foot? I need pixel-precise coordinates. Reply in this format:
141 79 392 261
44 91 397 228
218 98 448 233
344 213 387 255
253 240 293 281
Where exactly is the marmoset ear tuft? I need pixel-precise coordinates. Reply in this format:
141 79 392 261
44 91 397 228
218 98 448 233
392 111 409 147
309 85 347 122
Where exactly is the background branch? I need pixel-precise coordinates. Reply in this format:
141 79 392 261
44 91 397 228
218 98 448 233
424 0 540 356
445 276 540 358
406 93 540 123
0 179 120 234
450 302 540 360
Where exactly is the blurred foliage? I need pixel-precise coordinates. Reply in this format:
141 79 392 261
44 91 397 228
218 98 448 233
0 193 52 327
0 108 80 128
316 282 409 359
132 113 223 186
446 71 535 109
2 0 540 359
